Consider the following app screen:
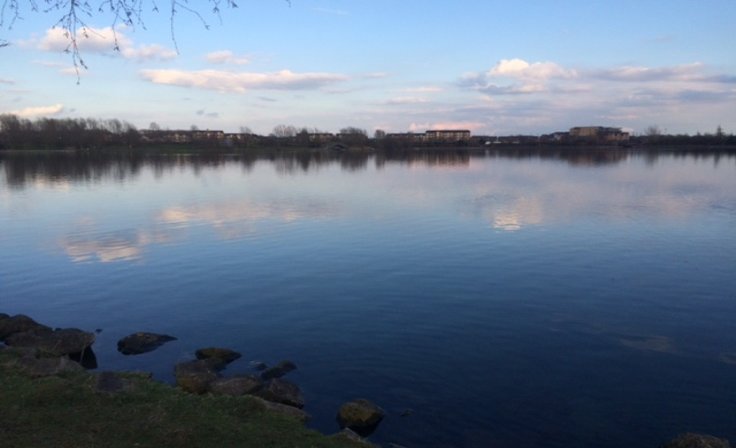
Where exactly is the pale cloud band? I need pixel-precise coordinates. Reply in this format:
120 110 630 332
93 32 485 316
36 26 176 62
205 50 250 65
139 69 349 93
9 104 64 118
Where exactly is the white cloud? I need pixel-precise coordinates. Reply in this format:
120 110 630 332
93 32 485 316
0 78 14 85
139 69 348 93
386 96 429 105
37 26 176 62
403 86 443 93
8 104 64 118
489 58 577 80
205 50 249 65
430 121 486 131
122 44 177 61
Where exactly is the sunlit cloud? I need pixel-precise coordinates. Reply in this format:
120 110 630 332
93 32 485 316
386 96 430 105
403 86 443 93
205 50 250 65
8 103 64 118
430 121 486 131
36 26 176 62
593 63 704 82
489 58 577 80
139 69 348 93
451 58 736 134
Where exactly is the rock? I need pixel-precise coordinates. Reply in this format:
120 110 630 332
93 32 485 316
250 361 268 371
0 314 51 341
174 360 219 394
209 376 262 396
661 433 731 448
95 371 151 393
117 332 177 355
195 347 242 366
250 396 311 423
260 360 297 380
330 428 381 447
256 378 305 409
337 399 385 436
16 355 85 378
5 327 95 357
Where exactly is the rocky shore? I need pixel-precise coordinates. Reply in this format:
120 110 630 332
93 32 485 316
0 312 731 448
0 312 383 447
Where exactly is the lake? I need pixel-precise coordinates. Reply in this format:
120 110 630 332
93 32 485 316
1 149 735 447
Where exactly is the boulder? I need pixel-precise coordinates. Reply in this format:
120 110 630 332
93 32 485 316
16 355 85 378
117 332 177 355
661 433 731 448
0 314 51 341
260 360 297 380
256 378 305 409
174 360 219 394
5 327 95 357
195 347 242 366
337 399 385 436
250 361 268 371
209 376 262 396
250 396 311 422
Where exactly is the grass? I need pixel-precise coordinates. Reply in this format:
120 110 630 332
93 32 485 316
0 350 366 448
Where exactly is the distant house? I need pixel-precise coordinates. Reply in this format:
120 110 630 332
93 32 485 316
424 130 471 142
569 126 629 142
140 129 225 145
386 132 426 142
308 133 335 144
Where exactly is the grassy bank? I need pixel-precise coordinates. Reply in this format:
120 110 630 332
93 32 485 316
0 349 366 448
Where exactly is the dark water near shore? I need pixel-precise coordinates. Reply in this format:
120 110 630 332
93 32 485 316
2 149 736 448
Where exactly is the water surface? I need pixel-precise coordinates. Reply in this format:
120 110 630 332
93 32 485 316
2 149 735 447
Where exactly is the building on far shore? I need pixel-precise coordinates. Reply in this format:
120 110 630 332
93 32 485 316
424 130 471 142
386 130 472 144
569 126 629 142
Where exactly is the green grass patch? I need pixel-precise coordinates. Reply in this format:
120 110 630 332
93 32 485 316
0 350 364 448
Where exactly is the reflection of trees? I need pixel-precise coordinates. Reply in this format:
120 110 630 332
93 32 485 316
2 148 734 189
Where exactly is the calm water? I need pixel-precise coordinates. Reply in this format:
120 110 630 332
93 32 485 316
2 150 735 447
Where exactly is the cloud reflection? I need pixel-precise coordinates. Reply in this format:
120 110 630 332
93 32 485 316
58 199 340 264
60 230 169 263
157 200 338 240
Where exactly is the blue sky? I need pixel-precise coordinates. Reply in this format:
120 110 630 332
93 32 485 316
1 0 735 135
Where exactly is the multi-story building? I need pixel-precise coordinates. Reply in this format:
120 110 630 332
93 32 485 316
424 130 471 142
569 126 629 142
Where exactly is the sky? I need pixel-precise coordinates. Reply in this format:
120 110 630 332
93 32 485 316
0 0 735 136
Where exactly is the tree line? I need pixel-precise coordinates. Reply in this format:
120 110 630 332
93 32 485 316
0 114 140 149
1 114 734 151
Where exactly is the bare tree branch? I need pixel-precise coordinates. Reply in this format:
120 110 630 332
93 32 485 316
0 0 289 76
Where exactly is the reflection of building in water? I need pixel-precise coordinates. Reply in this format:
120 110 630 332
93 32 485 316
569 126 629 142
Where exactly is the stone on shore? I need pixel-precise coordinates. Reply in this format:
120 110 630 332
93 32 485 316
5 327 95 357
256 378 305 409
250 396 311 423
15 354 85 378
260 360 297 380
195 347 242 368
661 433 731 448
117 332 177 355
174 360 219 394
209 376 262 396
0 314 51 341
337 399 385 436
